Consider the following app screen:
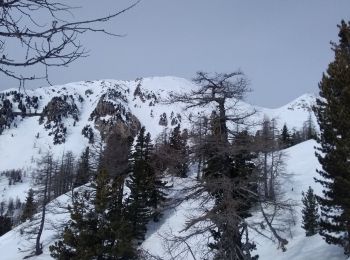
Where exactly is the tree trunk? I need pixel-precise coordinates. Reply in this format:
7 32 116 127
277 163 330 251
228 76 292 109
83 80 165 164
218 100 228 144
35 163 52 255
264 152 269 198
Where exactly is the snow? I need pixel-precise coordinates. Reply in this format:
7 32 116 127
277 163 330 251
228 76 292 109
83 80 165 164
0 192 71 260
252 140 346 260
0 77 328 259
139 140 346 260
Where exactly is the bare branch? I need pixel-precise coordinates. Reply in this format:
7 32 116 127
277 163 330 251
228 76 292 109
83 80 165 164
0 0 140 84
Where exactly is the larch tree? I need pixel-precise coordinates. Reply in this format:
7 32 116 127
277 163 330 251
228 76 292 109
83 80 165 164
31 152 56 256
168 71 258 259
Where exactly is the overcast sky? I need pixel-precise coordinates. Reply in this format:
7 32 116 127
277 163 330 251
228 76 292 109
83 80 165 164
2 0 350 107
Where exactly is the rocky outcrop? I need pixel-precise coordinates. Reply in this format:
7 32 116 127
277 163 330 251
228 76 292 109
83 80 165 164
39 95 79 144
89 89 141 141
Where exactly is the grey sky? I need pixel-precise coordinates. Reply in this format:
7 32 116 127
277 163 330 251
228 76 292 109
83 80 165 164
2 0 350 107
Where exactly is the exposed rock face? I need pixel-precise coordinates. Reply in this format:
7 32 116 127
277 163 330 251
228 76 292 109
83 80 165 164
286 94 316 112
0 85 142 145
89 90 141 141
40 95 79 124
133 78 158 106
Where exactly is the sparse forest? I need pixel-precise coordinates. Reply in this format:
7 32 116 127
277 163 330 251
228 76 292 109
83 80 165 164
0 1 349 260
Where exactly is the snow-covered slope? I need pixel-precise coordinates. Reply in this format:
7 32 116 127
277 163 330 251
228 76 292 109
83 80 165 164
0 76 316 170
256 93 318 131
0 77 317 199
254 140 345 260
140 140 346 260
0 140 343 260
0 76 322 259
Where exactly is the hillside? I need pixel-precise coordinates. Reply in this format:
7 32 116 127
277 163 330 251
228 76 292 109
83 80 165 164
0 76 316 170
0 77 323 259
141 140 346 260
0 140 343 260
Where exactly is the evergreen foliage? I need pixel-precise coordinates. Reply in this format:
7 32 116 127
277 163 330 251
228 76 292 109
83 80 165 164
313 20 350 254
50 169 136 259
50 133 137 259
168 124 189 177
21 189 36 222
301 186 319 236
280 124 291 147
144 133 167 222
0 215 12 236
74 147 91 188
126 127 167 241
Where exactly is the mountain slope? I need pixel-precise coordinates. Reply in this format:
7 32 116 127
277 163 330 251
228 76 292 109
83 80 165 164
140 140 345 260
0 141 344 260
0 77 316 170
0 76 322 259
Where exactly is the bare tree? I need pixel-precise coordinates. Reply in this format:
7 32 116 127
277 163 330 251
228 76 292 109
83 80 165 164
21 152 57 257
166 71 259 259
168 71 255 142
255 117 282 200
0 0 139 84
52 151 75 198
160 72 298 259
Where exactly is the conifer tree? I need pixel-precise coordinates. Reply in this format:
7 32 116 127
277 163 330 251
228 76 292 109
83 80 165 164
168 71 257 259
21 189 36 222
74 147 91 188
0 215 12 236
50 188 99 259
52 151 75 198
126 127 152 242
34 152 56 255
50 169 136 259
280 124 291 147
169 124 189 177
301 186 319 236
144 132 167 222
313 20 350 254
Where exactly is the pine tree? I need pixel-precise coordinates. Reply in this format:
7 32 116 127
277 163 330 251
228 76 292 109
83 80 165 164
169 124 189 177
21 189 36 222
144 132 167 222
0 215 12 236
313 20 350 254
74 147 91 188
301 186 319 236
50 188 98 260
280 123 291 147
126 127 152 242
50 169 136 259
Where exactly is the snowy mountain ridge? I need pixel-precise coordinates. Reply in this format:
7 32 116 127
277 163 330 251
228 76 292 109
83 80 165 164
0 77 316 174
0 76 326 260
